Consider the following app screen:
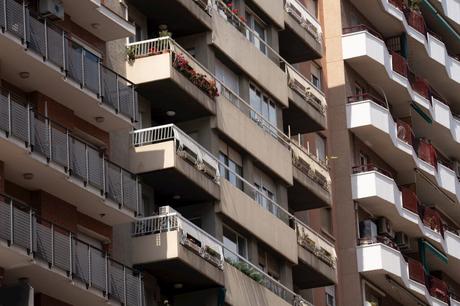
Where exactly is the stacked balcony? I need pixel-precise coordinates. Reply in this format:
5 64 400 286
0 194 142 306
0 0 138 131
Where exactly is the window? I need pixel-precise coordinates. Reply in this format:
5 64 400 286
311 63 322 90
215 59 240 101
253 167 277 215
322 208 333 234
219 141 243 190
129 23 143 43
223 225 248 261
316 134 326 162
325 286 336 306
245 9 267 54
258 245 281 280
249 84 277 132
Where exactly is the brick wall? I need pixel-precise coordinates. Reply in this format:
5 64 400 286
34 293 72 306
32 191 78 233
5 181 32 205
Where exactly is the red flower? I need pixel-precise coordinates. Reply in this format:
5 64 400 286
227 2 232 7
232 8 239 14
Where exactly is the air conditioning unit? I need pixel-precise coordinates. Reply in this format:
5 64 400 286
39 0 65 20
395 232 410 249
377 217 394 239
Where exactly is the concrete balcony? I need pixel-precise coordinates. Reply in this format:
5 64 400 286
218 180 298 263
294 222 337 288
0 88 141 226
126 38 216 123
280 0 323 62
211 4 289 106
284 66 327 134
289 140 331 210
0 196 143 306
60 0 135 41
352 170 460 283
131 208 225 290
0 0 137 131
215 94 293 185
357 243 458 306
130 124 220 203
128 0 212 36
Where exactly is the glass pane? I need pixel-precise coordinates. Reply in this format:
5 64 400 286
223 226 238 261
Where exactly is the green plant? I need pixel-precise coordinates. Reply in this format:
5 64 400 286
226 258 263 283
126 46 136 62
409 0 421 11
158 24 172 38
205 245 221 259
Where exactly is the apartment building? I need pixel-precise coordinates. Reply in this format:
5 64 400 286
327 0 460 305
0 0 336 306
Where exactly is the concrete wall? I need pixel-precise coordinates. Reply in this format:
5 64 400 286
129 141 175 173
126 54 172 85
246 0 285 29
217 180 298 263
211 14 289 107
215 97 293 184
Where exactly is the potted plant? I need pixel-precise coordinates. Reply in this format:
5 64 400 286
126 46 136 63
158 24 172 38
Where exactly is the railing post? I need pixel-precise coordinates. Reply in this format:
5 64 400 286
29 208 33 254
50 224 54 266
120 167 124 207
7 92 11 135
9 199 13 245
81 50 85 88
138 274 142 306
116 75 120 112
22 0 27 46
68 232 72 276
26 103 31 147
97 62 102 99
44 18 48 60
2 0 6 33
131 86 136 121
135 176 140 215
105 254 109 298
66 130 70 173
102 155 106 197
88 245 92 287
123 266 127 306
48 119 52 161
62 33 66 73
85 144 89 184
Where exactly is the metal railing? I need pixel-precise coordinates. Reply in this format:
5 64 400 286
131 124 220 182
133 208 224 269
290 135 330 191
0 87 141 215
296 222 335 267
126 37 293 147
212 0 326 110
131 124 336 266
132 207 314 306
284 0 322 43
0 0 137 121
0 194 143 306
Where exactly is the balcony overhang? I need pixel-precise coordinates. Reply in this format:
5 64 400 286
127 54 216 123
132 231 224 291
284 88 326 134
61 0 135 41
289 165 331 210
128 0 212 36
130 141 220 203
293 245 336 288
279 11 322 62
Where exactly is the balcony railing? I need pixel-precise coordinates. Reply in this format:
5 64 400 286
131 124 220 182
296 222 336 267
1 0 137 121
193 0 213 14
212 0 326 109
133 207 224 269
342 24 383 40
429 276 449 303
0 194 143 306
291 136 330 192
132 208 314 306
408 257 425 285
352 164 394 179
347 93 388 109
284 0 322 43
131 124 336 269
0 87 141 214
401 187 420 214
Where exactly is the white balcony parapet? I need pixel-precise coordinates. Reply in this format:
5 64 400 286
284 0 323 43
352 170 460 263
343 30 460 163
296 222 336 267
347 99 460 203
0 195 143 306
132 207 315 306
358 243 452 306
211 0 326 108
131 124 336 268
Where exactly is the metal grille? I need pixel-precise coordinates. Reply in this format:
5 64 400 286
90 247 106 290
12 206 30 249
0 0 5 29
0 93 8 132
35 222 52 264
70 137 86 180
6 0 24 40
53 229 70 272
118 80 132 118
83 51 100 94
73 239 90 284
46 24 64 68
28 16 45 56
10 98 28 142
66 40 83 85
32 116 49 158
87 147 103 189
109 261 125 303
0 200 11 241
101 67 118 109
50 124 68 167
126 272 140 306
106 162 122 204
122 170 137 212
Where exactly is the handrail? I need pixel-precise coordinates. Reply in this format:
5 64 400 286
0 193 143 306
284 0 322 43
352 164 394 179
342 24 383 39
132 208 314 306
0 86 141 214
1 0 138 121
131 124 336 253
212 0 325 96
347 93 388 109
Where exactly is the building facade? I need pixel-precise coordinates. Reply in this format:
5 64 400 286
0 0 336 306
329 0 460 305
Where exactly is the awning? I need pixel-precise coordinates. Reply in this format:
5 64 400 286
411 102 432 124
419 239 448 274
